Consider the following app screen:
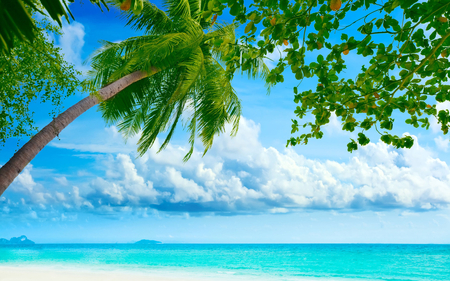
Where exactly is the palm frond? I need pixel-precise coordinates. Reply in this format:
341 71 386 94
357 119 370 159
85 32 198 90
84 4 276 162
236 44 271 82
157 97 187 152
189 56 241 156
100 74 156 128
168 46 204 103
101 67 184 143
164 0 191 19
207 23 274 92
205 22 237 42
206 23 236 62
135 73 182 155
187 0 203 21
123 30 204 78
85 36 156 89
183 100 198 161
118 1 174 35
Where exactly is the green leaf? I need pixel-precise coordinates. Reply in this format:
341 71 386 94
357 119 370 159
357 133 370 146
244 21 254 33
347 140 358 152
317 55 324 63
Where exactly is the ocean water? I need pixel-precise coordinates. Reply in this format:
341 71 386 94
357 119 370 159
1 244 450 280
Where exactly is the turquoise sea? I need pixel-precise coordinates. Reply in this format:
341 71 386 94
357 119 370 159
1 244 450 280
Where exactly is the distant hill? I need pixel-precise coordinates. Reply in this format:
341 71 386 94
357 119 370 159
134 239 162 245
0 235 35 245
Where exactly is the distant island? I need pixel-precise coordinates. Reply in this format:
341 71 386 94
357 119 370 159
0 235 35 245
134 239 162 245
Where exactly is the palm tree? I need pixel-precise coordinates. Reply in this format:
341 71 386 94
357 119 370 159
0 0 271 196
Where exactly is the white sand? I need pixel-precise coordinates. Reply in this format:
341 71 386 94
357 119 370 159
0 266 211 281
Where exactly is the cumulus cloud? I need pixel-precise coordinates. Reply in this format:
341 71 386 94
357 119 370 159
54 177 69 186
3 118 450 220
57 21 89 74
86 154 159 207
434 136 449 152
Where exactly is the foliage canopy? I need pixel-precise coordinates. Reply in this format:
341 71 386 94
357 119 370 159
206 0 450 151
0 17 81 146
5 0 448 153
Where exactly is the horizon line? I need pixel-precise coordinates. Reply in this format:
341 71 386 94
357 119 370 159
4 242 450 245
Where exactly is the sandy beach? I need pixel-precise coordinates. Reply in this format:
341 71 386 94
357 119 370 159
0 266 211 281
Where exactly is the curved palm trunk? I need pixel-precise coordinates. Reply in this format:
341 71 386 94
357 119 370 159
0 70 149 197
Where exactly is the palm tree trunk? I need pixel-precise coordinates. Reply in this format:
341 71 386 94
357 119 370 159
0 70 149 197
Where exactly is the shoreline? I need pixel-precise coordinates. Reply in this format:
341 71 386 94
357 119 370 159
0 264 290 281
0 264 352 281
0 265 215 281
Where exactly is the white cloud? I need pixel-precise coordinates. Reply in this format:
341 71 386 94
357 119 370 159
434 136 449 152
9 165 54 205
88 154 159 206
164 167 213 203
270 207 289 213
4 117 450 220
13 165 37 193
57 21 89 74
54 177 69 186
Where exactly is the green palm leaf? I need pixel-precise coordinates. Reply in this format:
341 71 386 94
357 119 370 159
86 0 269 160
168 46 204 104
164 0 191 19
118 1 173 35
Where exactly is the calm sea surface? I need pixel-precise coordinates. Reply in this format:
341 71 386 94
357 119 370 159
1 244 449 280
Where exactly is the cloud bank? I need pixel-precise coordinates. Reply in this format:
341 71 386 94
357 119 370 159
2 118 450 220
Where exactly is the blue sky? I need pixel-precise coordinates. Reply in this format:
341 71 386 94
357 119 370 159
1 1 450 243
